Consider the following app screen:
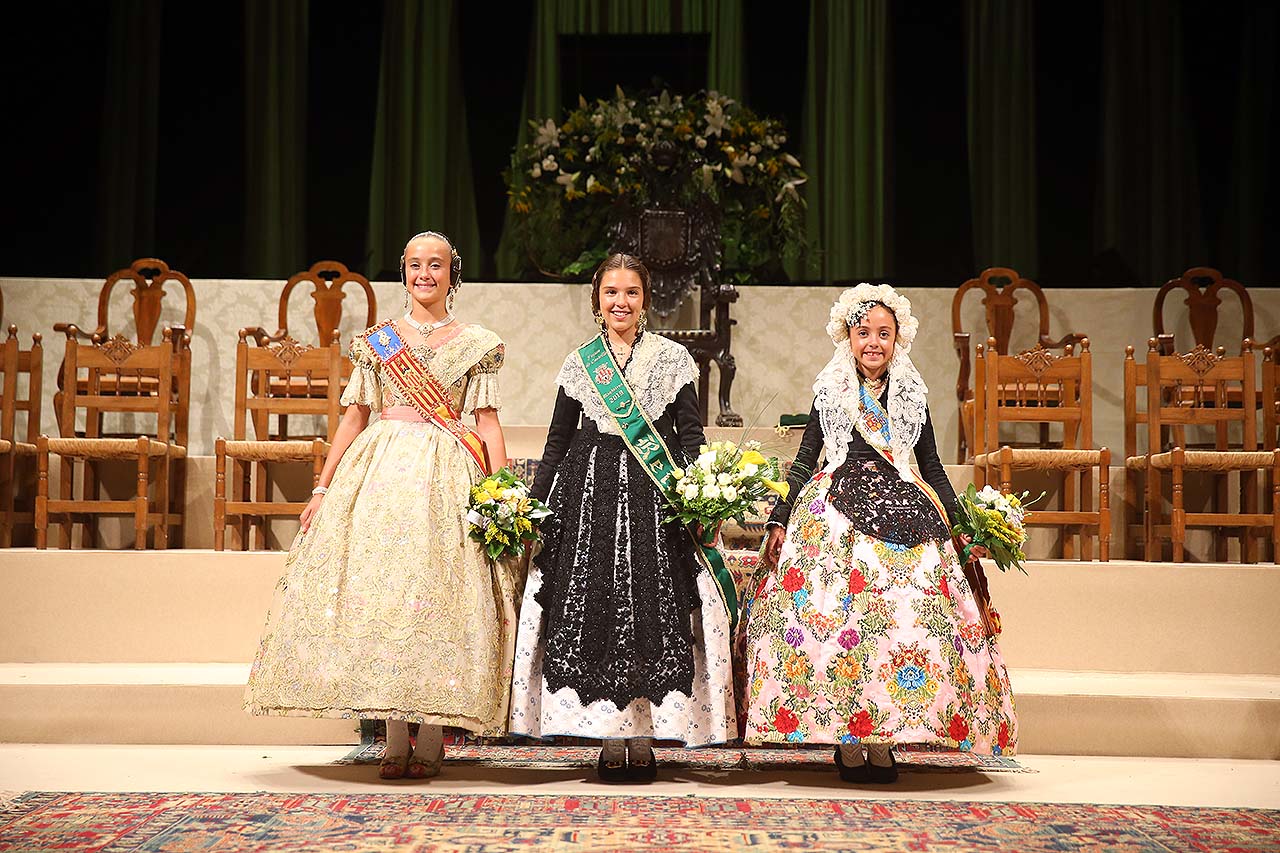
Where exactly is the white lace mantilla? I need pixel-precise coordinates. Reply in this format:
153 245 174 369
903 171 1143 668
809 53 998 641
557 333 699 435
812 347 928 480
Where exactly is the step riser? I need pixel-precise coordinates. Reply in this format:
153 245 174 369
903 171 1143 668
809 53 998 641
1 684 1276 759
3 551 1278 676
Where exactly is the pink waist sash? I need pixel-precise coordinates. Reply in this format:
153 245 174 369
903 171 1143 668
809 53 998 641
380 405 430 423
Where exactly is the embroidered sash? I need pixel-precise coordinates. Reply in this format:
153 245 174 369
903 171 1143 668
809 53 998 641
856 385 950 529
364 320 489 473
577 335 738 630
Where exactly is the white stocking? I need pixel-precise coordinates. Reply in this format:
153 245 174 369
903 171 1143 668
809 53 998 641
626 737 653 763
413 723 443 760
385 720 410 759
868 742 894 767
839 743 865 766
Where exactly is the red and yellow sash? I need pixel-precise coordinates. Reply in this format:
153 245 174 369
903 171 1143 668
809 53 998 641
364 320 489 473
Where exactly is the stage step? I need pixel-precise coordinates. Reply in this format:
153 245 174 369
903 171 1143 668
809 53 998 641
0 663 1275 758
3 550 1277 676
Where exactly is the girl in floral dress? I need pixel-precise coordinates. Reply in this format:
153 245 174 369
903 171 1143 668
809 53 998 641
740 284 1017 783
245 232 519 781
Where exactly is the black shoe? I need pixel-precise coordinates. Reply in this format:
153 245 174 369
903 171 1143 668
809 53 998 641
597 749 628 783
867 750 898 784
834 747 872 783
627 747 658 783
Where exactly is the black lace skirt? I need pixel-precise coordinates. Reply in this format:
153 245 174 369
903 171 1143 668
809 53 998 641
533 431 701 708
827 452 952 547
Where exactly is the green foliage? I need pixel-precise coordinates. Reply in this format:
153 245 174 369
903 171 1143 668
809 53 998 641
504 88 808 283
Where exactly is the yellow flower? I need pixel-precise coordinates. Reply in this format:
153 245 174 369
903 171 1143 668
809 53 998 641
763 478 790 499
739 450 767 468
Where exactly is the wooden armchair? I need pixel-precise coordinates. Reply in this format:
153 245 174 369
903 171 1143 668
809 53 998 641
1124 339 1277 563
0 324 43 546
1153 267 1252 356
973 338 1111 561
35 329 189 549
240 261 374 437
214 332 344 550
952 268 1086 462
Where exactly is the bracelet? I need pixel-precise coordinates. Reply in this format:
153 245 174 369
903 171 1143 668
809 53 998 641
311 486 329 496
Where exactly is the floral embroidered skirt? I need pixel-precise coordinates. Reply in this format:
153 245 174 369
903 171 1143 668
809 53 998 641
739 470 1018 754
244 418 519 735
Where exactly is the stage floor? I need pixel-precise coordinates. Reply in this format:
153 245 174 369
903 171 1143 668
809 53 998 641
1 745 1278 809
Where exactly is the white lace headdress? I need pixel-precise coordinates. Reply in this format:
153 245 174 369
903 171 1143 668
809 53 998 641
812 283 928 481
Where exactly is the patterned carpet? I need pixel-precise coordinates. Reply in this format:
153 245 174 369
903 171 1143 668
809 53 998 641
2 791 1277 852
341 742 1032 773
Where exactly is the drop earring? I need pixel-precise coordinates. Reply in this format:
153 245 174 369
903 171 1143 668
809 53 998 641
447 285 456 312
593 309 606 331
637 311 648 333
402 287 410 310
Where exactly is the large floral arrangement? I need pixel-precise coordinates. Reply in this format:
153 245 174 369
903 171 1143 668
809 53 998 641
504 87 808 283
466 468 552 560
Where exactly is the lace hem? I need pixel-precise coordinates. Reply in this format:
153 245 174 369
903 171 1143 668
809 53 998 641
463 372 501 414
557 334 698 435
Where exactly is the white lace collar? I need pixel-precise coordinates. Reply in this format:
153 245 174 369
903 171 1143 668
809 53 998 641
812 347 928 481
557 333 699 435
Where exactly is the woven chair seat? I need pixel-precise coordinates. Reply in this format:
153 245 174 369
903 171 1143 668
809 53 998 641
44 437 187 460
0 439 10 454
220 439 329 462
974 448 1104 469
1124 455 1149 470
1148 449 1279 471
11 440 36 456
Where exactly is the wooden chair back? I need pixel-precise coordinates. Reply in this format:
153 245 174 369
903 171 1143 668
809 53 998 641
233 332 344 443
55 258 196 345
280 261 375 346
57 331 184 446
1 326 43 446
1153 267 1253 355
976 338 1092 457
1144 340 1258 454
1264 347 1280 451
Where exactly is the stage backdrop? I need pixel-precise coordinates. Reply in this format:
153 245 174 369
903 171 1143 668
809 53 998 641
5 276 1279 461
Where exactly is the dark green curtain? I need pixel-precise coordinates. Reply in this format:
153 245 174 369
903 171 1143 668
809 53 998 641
1096 0 1203 285
965 0 1037 276
366 0 482 281
1226 3 1275 285
496 0 746 277
244 0 308 278
797 0 889 282
96 0 161 271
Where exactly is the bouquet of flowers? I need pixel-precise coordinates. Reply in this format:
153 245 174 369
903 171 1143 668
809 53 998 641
466 468 552 560
951 484 1043 575
664 440 789 544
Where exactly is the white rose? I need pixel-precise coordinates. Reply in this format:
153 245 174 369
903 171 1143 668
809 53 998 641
722 486 738 502
682 484 700 500
741 462 759 477
697 451 717 471
978 485 1002 503
717 473 733 486
702 484 721 500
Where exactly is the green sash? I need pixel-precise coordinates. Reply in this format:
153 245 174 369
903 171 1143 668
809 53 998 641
577 335 738 629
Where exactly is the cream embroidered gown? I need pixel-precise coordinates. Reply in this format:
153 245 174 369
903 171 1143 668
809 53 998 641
244 322 519 734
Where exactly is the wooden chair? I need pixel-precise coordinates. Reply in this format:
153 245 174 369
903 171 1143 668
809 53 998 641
1124 339 1278 563
1153 267 1252 356
973 338 1111 561
240 261 374 438
214 332 344 551
952 268 1086 462
0 324 43 546
35 329 189 549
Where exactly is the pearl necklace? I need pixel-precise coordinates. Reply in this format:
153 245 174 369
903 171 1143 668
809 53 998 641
402 312 455 334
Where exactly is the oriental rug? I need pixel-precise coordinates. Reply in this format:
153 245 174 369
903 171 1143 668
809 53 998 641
1 791 1276 852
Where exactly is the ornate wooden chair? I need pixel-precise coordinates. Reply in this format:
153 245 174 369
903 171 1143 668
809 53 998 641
611 140 740 426
1124 339 1277 563
240 261 374 438
0 324 43 546
972 338 1111 560
214 331 344 551
1153 267 1252 355
35 329 189 549
952 268 1085 462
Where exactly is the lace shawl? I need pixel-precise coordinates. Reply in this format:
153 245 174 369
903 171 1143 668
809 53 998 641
342 323 504 413
812 346 928 481
556 333 699 435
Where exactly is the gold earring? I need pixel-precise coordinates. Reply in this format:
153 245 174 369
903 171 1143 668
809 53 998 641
447 285 457 312
637 311 648 332
593 309 606 330
402 287 410 310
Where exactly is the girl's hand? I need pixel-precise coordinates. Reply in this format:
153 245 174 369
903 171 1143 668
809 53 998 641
299 494 324 532
763 525 786 569
954 532 988 562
